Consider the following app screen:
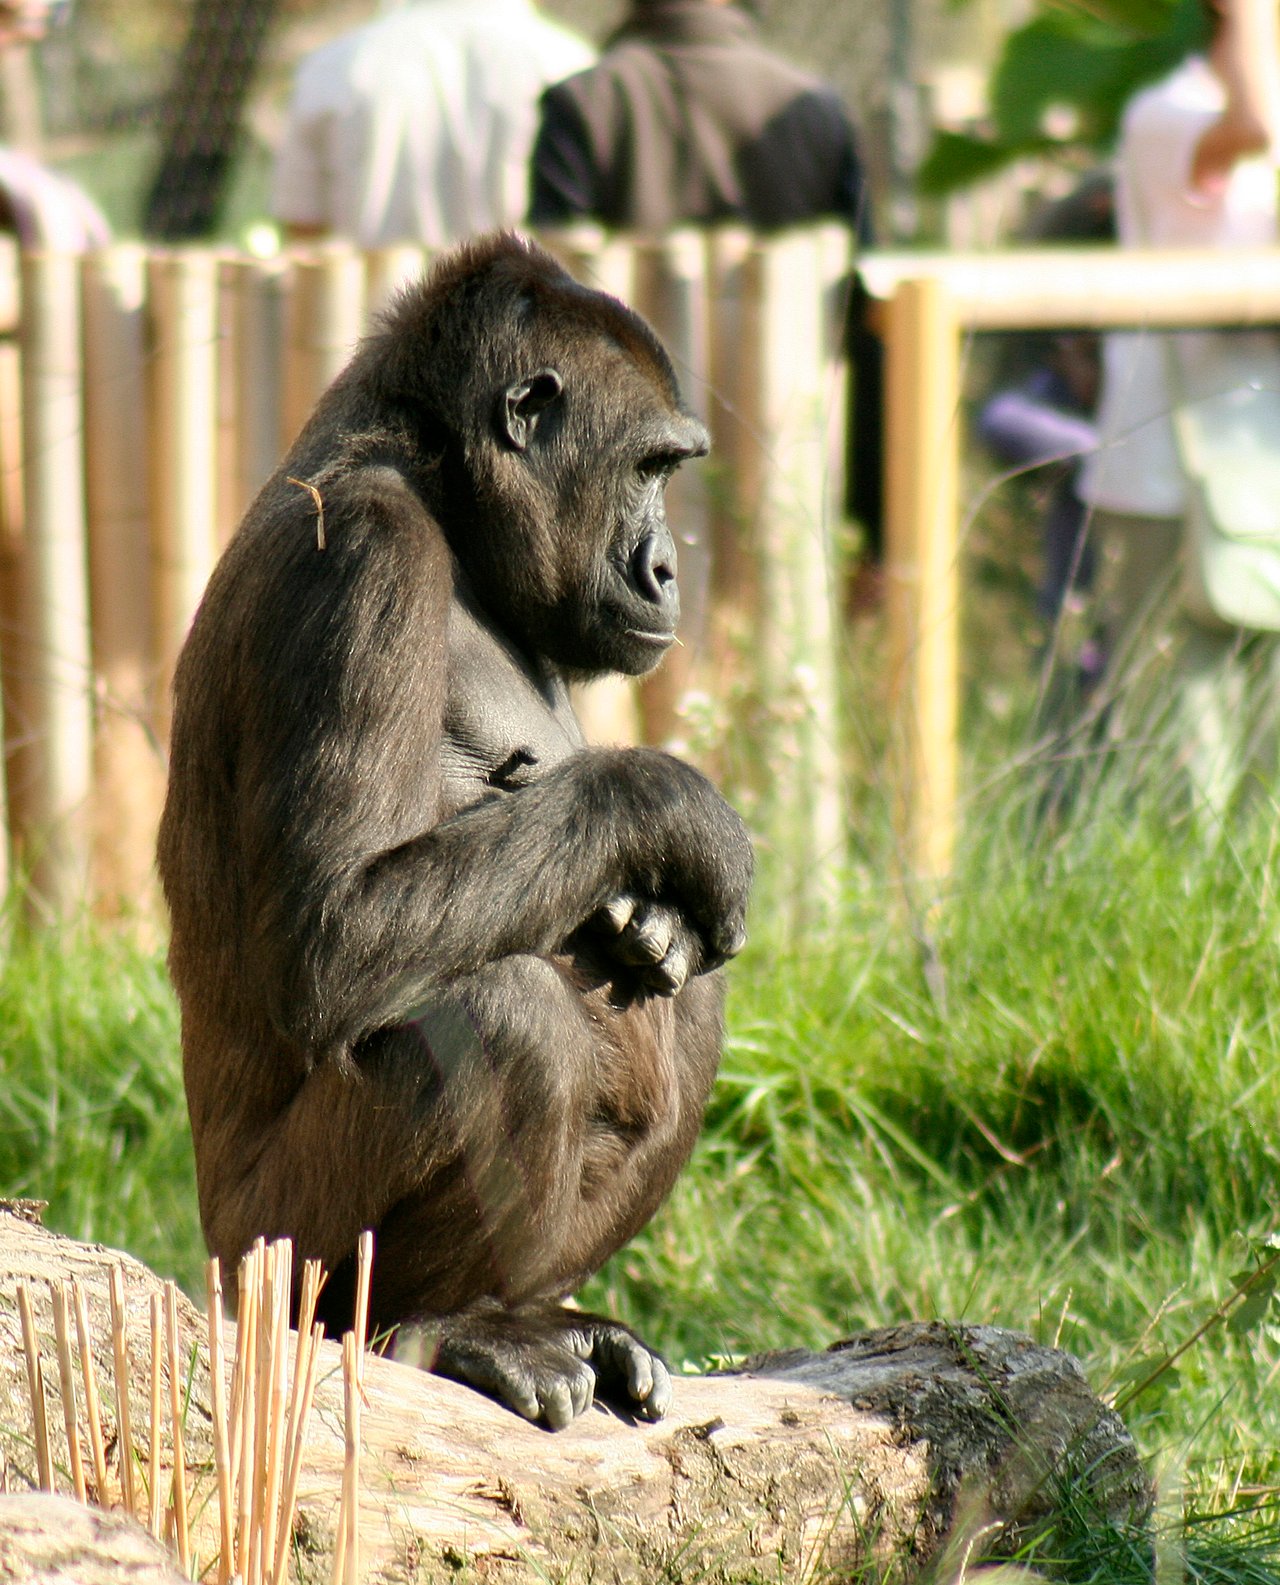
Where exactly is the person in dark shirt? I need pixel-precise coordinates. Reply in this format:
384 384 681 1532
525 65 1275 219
529 0 882 559
528 0 870 238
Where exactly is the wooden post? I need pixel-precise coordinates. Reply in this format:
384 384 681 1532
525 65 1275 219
281 244 366 455
816 227 856 552
631 231 712 749
882 276 960 886
749 231 848 918
220 255 287 530
0 236 20 919
81 246 164 922
365 245 429 324
19 251 93 918
704 227 762 728
147 248 221 746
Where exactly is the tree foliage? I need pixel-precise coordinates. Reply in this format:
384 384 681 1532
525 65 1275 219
918 0 1213 194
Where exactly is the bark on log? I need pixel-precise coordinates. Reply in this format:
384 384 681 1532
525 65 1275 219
0 1206 1150 1582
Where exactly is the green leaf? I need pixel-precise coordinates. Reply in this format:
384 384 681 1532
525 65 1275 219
1111 1354 1182 1401
916 132 1022 199
1230 1268 1277 1296
1051 0 1186 39
1226 1289 1276 1335
917 0 1216 195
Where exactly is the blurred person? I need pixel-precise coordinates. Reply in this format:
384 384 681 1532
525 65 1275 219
978 172 1113 623
978 338 1100 619
528 0 881 571
0 0 53 49
272 0 593 248
978 329 1106 737
1076 0 1280 822
0 0 109 248
0 145 108 248
527 0 869 235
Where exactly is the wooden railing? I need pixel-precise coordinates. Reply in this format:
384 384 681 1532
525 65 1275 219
0 227 855 922
862 245 1280 882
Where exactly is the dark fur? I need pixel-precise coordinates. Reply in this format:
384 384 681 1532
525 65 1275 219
157 234 753 1428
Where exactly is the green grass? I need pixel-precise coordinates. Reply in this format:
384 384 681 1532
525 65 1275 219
3 729 1280 1574
586 799 1280 1499
0 924 200 1287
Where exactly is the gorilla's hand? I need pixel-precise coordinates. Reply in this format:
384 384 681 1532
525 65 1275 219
589 893 722 995
596 749 753 973
395 1299 672 1430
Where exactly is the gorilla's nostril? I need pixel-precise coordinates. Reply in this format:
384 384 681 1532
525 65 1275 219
633 533 678 603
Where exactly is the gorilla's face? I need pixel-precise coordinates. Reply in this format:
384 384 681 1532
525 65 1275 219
465 315 708 679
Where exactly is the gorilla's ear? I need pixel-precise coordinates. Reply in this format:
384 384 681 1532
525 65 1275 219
500 368 564 450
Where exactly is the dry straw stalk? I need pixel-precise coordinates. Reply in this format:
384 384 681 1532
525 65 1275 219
17 1282 53 1490
71 1279 110 1503
13 1234 361 1585
164 1281 191 1575
108 1264 137 1519
50 1282 87 1503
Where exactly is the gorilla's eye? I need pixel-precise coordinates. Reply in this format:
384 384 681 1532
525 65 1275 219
636 453 680 482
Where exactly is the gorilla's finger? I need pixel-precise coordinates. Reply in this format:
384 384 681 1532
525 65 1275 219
539 1356 596 1428
459 1355 541 1423
589 1324 672 1419
596 893 639 935
634 1354 672 1420
614 903 677 967
628 908 675 961
644 942 691 995
540 1379 577 1431
571 1365 597 1419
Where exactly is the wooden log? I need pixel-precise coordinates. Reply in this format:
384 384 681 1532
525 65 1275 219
146 249 221 747
0 1494 188 1584
740 231 849 922
81 247 164 923
220 256 288 532
704 225 762 753
858 245 1280 330
0 1207 1149 1585
18 251 93 918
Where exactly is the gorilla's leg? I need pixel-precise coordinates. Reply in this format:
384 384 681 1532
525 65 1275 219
346 954 680 1427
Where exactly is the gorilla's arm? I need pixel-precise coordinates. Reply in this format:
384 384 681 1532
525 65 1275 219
277 746 749 1047
223 472 750 1055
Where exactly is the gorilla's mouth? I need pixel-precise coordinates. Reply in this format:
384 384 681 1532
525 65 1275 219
624 626 676 650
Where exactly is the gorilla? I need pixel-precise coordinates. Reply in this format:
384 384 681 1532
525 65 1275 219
158 232 753 1429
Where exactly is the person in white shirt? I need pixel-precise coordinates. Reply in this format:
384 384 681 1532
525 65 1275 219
1077 0 1280 823
272 0 593 248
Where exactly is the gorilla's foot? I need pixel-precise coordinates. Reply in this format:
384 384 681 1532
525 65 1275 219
393 1298 673 1430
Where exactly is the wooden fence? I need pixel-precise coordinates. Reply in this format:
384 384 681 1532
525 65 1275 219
0 227 856 923
7 230 1279 927
861 245 1280 882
